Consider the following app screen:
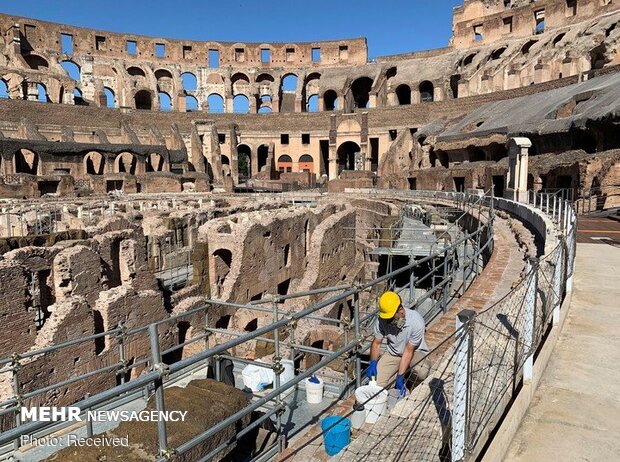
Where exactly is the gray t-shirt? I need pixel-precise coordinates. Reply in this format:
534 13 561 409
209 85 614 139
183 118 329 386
374 308 429 356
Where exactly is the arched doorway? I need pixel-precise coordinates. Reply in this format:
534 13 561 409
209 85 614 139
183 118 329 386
14 149 39 174
257 145 269 173
114 152 136 174
84 151 105 175
337 142 361 173
277 155 293 173
351 77 373 109
419 81 434 102
237 144 251 179
395 84 411 105
323 90 338 111
299 154 314 173
146 153 164 172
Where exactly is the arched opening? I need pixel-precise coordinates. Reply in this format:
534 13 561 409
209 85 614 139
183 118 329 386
146 153 164 172
351 77 373 109
215 315 231 329
490 47 507 60
258 105 272 114
257 145 269 172
553 33 566 47
84 151 105 175
323 90 338 111
127 66 146 77
221 155 231 176
244 318 258 332
450 74 461 99
37 83 48 102
73 88 85 105
104 87 115 108
277 155 293 173
207 93 224 113
233 94 249 113
337 141 360 173
521 40 537 55
93 310 106 355
159 92 171 111
185 95 198 112
181 72 197 91
237 144 251 179
134 90 152 110
115 152 136 174
212 248 232 296
306 94 319 112
281 74 298 93
462 53 477 66
0 80 8 99
14 149 39 174
419 81 434 102
258 94 272 114
395 84 411 105
60 60 80 81
154 69 173 81
299 154 314 173
24 54 48 70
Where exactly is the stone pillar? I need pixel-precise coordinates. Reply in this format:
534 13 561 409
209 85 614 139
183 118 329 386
328 144 338 180
505 137 531 203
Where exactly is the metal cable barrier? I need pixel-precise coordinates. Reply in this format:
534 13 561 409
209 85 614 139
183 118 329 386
0 190 575 462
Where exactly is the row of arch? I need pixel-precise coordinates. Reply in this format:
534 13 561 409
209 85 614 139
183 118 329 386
7 149 166 176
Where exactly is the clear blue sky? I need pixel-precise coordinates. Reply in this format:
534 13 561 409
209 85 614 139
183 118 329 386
0 0 463 58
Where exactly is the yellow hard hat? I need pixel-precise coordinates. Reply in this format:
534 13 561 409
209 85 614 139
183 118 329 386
378 291 401 319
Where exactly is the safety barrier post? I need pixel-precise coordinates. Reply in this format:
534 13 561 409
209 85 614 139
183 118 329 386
148 324 169 458
353 291 362 389
452 309 475 462
523 259 538 382
552 244 564 326
11 355 21 450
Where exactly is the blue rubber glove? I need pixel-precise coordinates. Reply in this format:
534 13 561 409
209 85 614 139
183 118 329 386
367 360 378 380
395 374 407 397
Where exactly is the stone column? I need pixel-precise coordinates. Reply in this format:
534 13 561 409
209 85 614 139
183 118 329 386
504 137 531 203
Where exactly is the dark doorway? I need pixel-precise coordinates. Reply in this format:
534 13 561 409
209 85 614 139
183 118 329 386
492 175 505 197
453 176 465 192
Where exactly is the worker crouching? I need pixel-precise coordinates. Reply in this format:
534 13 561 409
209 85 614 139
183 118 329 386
367 291 432 396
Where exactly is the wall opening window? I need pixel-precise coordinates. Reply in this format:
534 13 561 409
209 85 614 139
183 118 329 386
104 87 115 108
312 47 321 62
155 43 166 58
232 94 249 113
473 24 484 41
207 93 224 113
286 47 295 62
302 133 310 145
281 134 289 144
535 10 545 34
127 40 137 56
261 48 271 63
235 48 245 62
218 133 226 144
183 45 192 59
566 0 577 17
209 49 219 68
503 17 513 33
61 33 73 55
339 45 348 60
95 35 106 51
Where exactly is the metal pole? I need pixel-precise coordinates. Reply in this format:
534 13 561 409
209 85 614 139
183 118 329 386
272 301 284 452
353 292 362 389
85 392 94 437
523 259 538 382
11 359 21 450
148 324 168 457
452 309 475 462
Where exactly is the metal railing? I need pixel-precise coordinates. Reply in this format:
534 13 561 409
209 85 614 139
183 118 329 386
0 190 575 462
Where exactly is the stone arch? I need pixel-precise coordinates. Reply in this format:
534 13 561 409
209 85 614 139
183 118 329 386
281 73 298 93
24 54 48 70
127 66 146 77
277 154 293 173
154 68 173 80
257 144 269 172
303 72 321 111
14 148 39 174
231 72 250 96
323 89 338 111
0 79 8 99
60 60 80 81
207 93 224 113
206 73 224 84
180 72 197 91
104 87 115 108
337 141 360 173
159 91 171 111
37 83 49 102
185 95 198 111
301 327 343 370
134 89 152 110
237 144 251 178
114 152 137 174
395 84 411 105
84 151 105 175
233 94 249 113
419 81 434 102
146 153 164 172
351 76 373 109
212 248 232 296
299 154 314 173
221 155 231 176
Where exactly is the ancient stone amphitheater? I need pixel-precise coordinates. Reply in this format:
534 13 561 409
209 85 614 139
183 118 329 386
0 1 617 461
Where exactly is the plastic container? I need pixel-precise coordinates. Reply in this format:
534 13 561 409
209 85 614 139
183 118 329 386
321 416 351 456
280 360 295 395
241 361 274 392
354 380 387 424
387 388 404 410
305 375 324 404
350 402 366 430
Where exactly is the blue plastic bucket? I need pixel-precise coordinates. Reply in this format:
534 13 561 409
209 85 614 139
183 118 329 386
321 416 351 456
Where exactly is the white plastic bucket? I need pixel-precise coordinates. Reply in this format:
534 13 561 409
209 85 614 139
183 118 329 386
355 381 387 423
280 360 295 395
305 376 324 404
